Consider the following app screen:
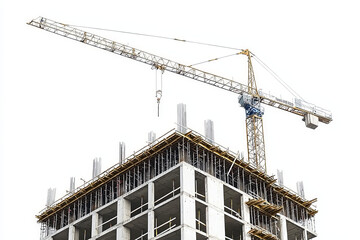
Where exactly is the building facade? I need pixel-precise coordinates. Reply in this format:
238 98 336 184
38 130 317 240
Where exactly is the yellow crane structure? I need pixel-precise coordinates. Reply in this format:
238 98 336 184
27 17 332 173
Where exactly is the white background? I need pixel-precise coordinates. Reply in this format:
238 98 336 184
0 0 358 239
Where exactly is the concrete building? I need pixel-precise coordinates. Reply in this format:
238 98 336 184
38 129 317 240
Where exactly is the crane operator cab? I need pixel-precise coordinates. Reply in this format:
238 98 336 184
238 93 264 118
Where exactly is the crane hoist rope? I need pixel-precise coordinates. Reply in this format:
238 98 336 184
27 17 333 173
155 68 163 117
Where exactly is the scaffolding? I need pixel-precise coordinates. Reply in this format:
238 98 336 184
38 128 317 238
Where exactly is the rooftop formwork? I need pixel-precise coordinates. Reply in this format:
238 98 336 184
38 129 317 240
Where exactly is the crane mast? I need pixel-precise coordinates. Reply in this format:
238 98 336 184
28 17 332 173
242 50 267 172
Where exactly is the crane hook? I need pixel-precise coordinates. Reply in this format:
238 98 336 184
156 90 162 117
155 67 164 117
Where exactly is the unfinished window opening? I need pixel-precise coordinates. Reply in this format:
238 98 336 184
154 168 180 206
126 185 148 218
74 215 92 240
225 215 243 240
195 171 206 202
287 220 306 240
154 197 180 238
224 186 242 219
52 227 69 240
96 201 117 234
124 212 148 240
195 201 207 233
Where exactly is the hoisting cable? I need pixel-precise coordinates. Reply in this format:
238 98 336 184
251 53 305 101
155 67 163 117
188 51 245 67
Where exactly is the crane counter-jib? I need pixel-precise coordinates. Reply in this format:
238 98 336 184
259 93 332 124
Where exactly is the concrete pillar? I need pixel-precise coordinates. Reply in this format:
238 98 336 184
116 198 131 240
148 182 155 209
68 225 75 240
116 226 130 240
303 229 308 240
91 212 102 237
148 211 155 239
180 163 196 239
180 194 196 231
180 163 195 195
118 197 131 223
206 175 225 240
74 228 79 240
148 182 155 239
182 225 197 239
242 195 252 240
280 215 288 240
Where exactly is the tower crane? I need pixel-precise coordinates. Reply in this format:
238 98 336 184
28 17 332 173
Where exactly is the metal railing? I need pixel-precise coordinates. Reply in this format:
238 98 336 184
195 191 206 201
154 217 177 237
134 231 148 240
195 218 206 232
154 187 180 205
224 205 241 219
96 215 117 232
130 202 148 217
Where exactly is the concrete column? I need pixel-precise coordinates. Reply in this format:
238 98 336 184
68 225 75 240
180 194 196 231
68 225 80 240
91 212 102 237
148 211 155 239
280 215 288 240
148 182 155 209
98 215 103 234
182 225 197 239
206 176 225 240
180 163 196 239
180 163 195 196
116 197 131 240
116 226 130 240
118 197 131 224
74 228 79 240
148 182 155 239
242 195 252 240
303 229 308 240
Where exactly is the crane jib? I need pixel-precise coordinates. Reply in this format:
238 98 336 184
27 16 332 125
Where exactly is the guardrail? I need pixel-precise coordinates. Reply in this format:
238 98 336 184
155 217 177 237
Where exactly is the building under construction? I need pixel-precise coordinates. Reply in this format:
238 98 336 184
38 121 318 240
28 17 330 240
